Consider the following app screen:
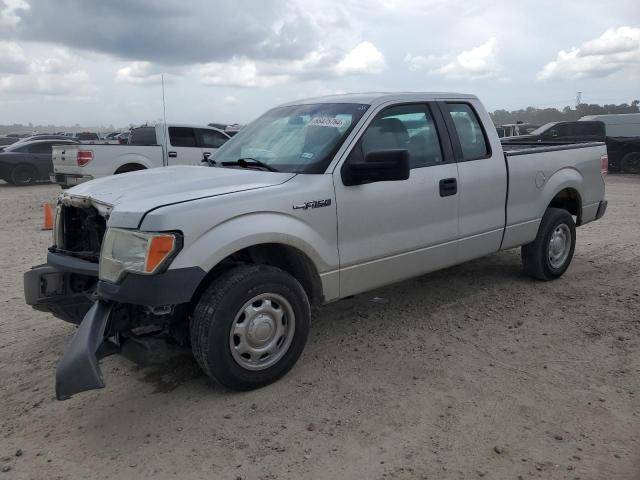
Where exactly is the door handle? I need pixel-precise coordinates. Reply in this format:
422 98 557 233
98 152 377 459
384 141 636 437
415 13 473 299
168 151 177 158
439 178 457 197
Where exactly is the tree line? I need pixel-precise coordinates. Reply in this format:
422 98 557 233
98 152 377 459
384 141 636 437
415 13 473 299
490 100 640 126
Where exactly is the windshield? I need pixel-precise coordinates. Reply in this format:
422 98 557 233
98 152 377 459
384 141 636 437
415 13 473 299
213 103 369 173
529 122 557 136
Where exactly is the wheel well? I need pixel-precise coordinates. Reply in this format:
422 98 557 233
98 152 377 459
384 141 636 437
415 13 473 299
193 243 323 307
115 163 146 174
549 188 582 225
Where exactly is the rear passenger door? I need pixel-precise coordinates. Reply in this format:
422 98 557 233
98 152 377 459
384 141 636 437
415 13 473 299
167 127 202 165
438 101 507 262
334 102 460 297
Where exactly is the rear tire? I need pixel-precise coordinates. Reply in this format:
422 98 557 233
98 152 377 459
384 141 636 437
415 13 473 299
190 265 310 391
621 153 640 174
114 164 145 174
10 164 38 186
521 208 576 281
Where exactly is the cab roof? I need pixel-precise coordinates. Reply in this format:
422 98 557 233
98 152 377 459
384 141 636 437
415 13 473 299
277 92 478 108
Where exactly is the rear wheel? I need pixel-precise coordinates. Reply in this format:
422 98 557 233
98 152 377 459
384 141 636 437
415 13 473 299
621 153 640 174
522 208 576 281
10 164 38 186
190 265 310 391
114 164 145 174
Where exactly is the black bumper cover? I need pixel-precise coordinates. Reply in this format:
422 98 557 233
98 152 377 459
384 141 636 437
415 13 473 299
55 300 115 400
25 252 206 400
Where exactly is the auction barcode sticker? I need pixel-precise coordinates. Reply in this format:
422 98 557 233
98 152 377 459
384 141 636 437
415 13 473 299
308 117 344 128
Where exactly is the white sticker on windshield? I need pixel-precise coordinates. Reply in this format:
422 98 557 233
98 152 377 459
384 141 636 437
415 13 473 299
308 117 344 128
301 152 314 159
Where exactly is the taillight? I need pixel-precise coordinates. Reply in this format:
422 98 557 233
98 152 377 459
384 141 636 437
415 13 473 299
77 150 93 167
600 154 608 178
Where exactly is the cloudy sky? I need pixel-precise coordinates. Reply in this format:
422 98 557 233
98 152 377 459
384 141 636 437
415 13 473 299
0 0 639 127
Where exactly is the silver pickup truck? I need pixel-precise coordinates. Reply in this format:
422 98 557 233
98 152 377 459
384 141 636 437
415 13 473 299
24 92 608 399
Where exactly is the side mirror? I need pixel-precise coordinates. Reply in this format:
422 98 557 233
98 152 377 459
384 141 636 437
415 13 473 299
344 149 410 186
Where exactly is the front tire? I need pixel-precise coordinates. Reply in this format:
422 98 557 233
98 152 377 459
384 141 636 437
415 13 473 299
190 265 310 391
522 208 576 281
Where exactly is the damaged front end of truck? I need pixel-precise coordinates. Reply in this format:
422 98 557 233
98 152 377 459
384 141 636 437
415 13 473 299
24 193 204 400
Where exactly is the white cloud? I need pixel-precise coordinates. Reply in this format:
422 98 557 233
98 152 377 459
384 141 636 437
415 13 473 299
0 0 28 28
538 26 640 80
335 41 386 75
199 41 385 88
116 62 163 85
200 58 290 88
0 70 93 96
0 41 28 74
223 95 240 105
404 53 447 72
0 46 95 97
420 37 503 80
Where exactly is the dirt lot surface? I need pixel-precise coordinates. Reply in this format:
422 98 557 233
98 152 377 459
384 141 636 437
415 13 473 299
0 175 639 480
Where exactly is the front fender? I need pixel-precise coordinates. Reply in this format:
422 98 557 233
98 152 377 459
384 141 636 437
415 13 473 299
169 211 338 281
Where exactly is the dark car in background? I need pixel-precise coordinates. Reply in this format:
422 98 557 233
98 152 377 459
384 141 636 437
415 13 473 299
501 121 605 144
0 134 73 152
0 138 79 186
0 137 18 148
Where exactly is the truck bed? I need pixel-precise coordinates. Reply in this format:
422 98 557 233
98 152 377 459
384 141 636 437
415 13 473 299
500 141 606 250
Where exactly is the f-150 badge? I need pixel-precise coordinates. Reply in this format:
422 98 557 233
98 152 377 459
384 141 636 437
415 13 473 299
293 199 332 210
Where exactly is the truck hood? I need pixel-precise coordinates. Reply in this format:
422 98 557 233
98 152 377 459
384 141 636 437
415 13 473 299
65 165 296 228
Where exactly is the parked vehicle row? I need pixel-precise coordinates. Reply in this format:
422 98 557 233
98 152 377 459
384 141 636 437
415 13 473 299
23 92 608 399
0 138 80 185
51 123 231 187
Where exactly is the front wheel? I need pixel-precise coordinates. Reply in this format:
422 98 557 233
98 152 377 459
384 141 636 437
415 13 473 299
190 265 310 391
522 208 576 281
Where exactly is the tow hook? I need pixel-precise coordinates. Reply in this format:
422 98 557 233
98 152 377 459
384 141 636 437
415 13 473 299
55 300 116 400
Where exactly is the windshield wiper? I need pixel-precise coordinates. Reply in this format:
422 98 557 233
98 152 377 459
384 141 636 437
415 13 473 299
220 158 278 172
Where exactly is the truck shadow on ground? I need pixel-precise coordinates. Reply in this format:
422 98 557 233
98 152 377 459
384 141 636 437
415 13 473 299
130 249 526 396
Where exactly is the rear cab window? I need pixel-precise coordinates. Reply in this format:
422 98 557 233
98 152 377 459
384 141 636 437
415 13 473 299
129 127 158 145
445 103 489 160
169 127 197 147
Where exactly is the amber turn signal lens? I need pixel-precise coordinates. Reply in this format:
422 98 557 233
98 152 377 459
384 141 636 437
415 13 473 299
145 235 176 273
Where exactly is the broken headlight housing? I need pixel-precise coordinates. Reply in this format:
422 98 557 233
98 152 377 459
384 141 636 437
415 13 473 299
99 228 181 283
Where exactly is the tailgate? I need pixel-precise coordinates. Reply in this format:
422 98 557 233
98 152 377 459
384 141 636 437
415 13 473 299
53 144 82 174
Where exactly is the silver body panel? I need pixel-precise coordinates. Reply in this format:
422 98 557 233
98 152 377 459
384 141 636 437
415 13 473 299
60 93 606 303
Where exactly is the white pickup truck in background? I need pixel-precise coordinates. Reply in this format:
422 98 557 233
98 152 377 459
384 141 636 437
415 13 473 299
51 123 230 187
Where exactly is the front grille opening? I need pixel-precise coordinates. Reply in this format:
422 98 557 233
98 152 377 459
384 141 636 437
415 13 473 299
57 205 106 262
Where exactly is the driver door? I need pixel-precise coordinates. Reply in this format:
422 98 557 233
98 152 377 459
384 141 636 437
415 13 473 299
333 103 460 297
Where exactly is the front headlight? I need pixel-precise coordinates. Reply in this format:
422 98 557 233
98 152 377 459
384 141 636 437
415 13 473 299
99 228 180 283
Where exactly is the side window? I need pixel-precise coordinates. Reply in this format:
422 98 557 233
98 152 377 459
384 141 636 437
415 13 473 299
446 103 489 160
169 127 197 147
544 123 569 138
359 104 443 169
198 129 229 149
28 142 53 154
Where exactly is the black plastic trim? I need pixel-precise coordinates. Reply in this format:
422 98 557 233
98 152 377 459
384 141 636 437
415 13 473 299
98 266 207 306
503 142 605 156
436 101 492 162
47 251 99 276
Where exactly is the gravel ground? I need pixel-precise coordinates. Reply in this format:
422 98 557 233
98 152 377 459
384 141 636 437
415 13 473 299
0 175 639 480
